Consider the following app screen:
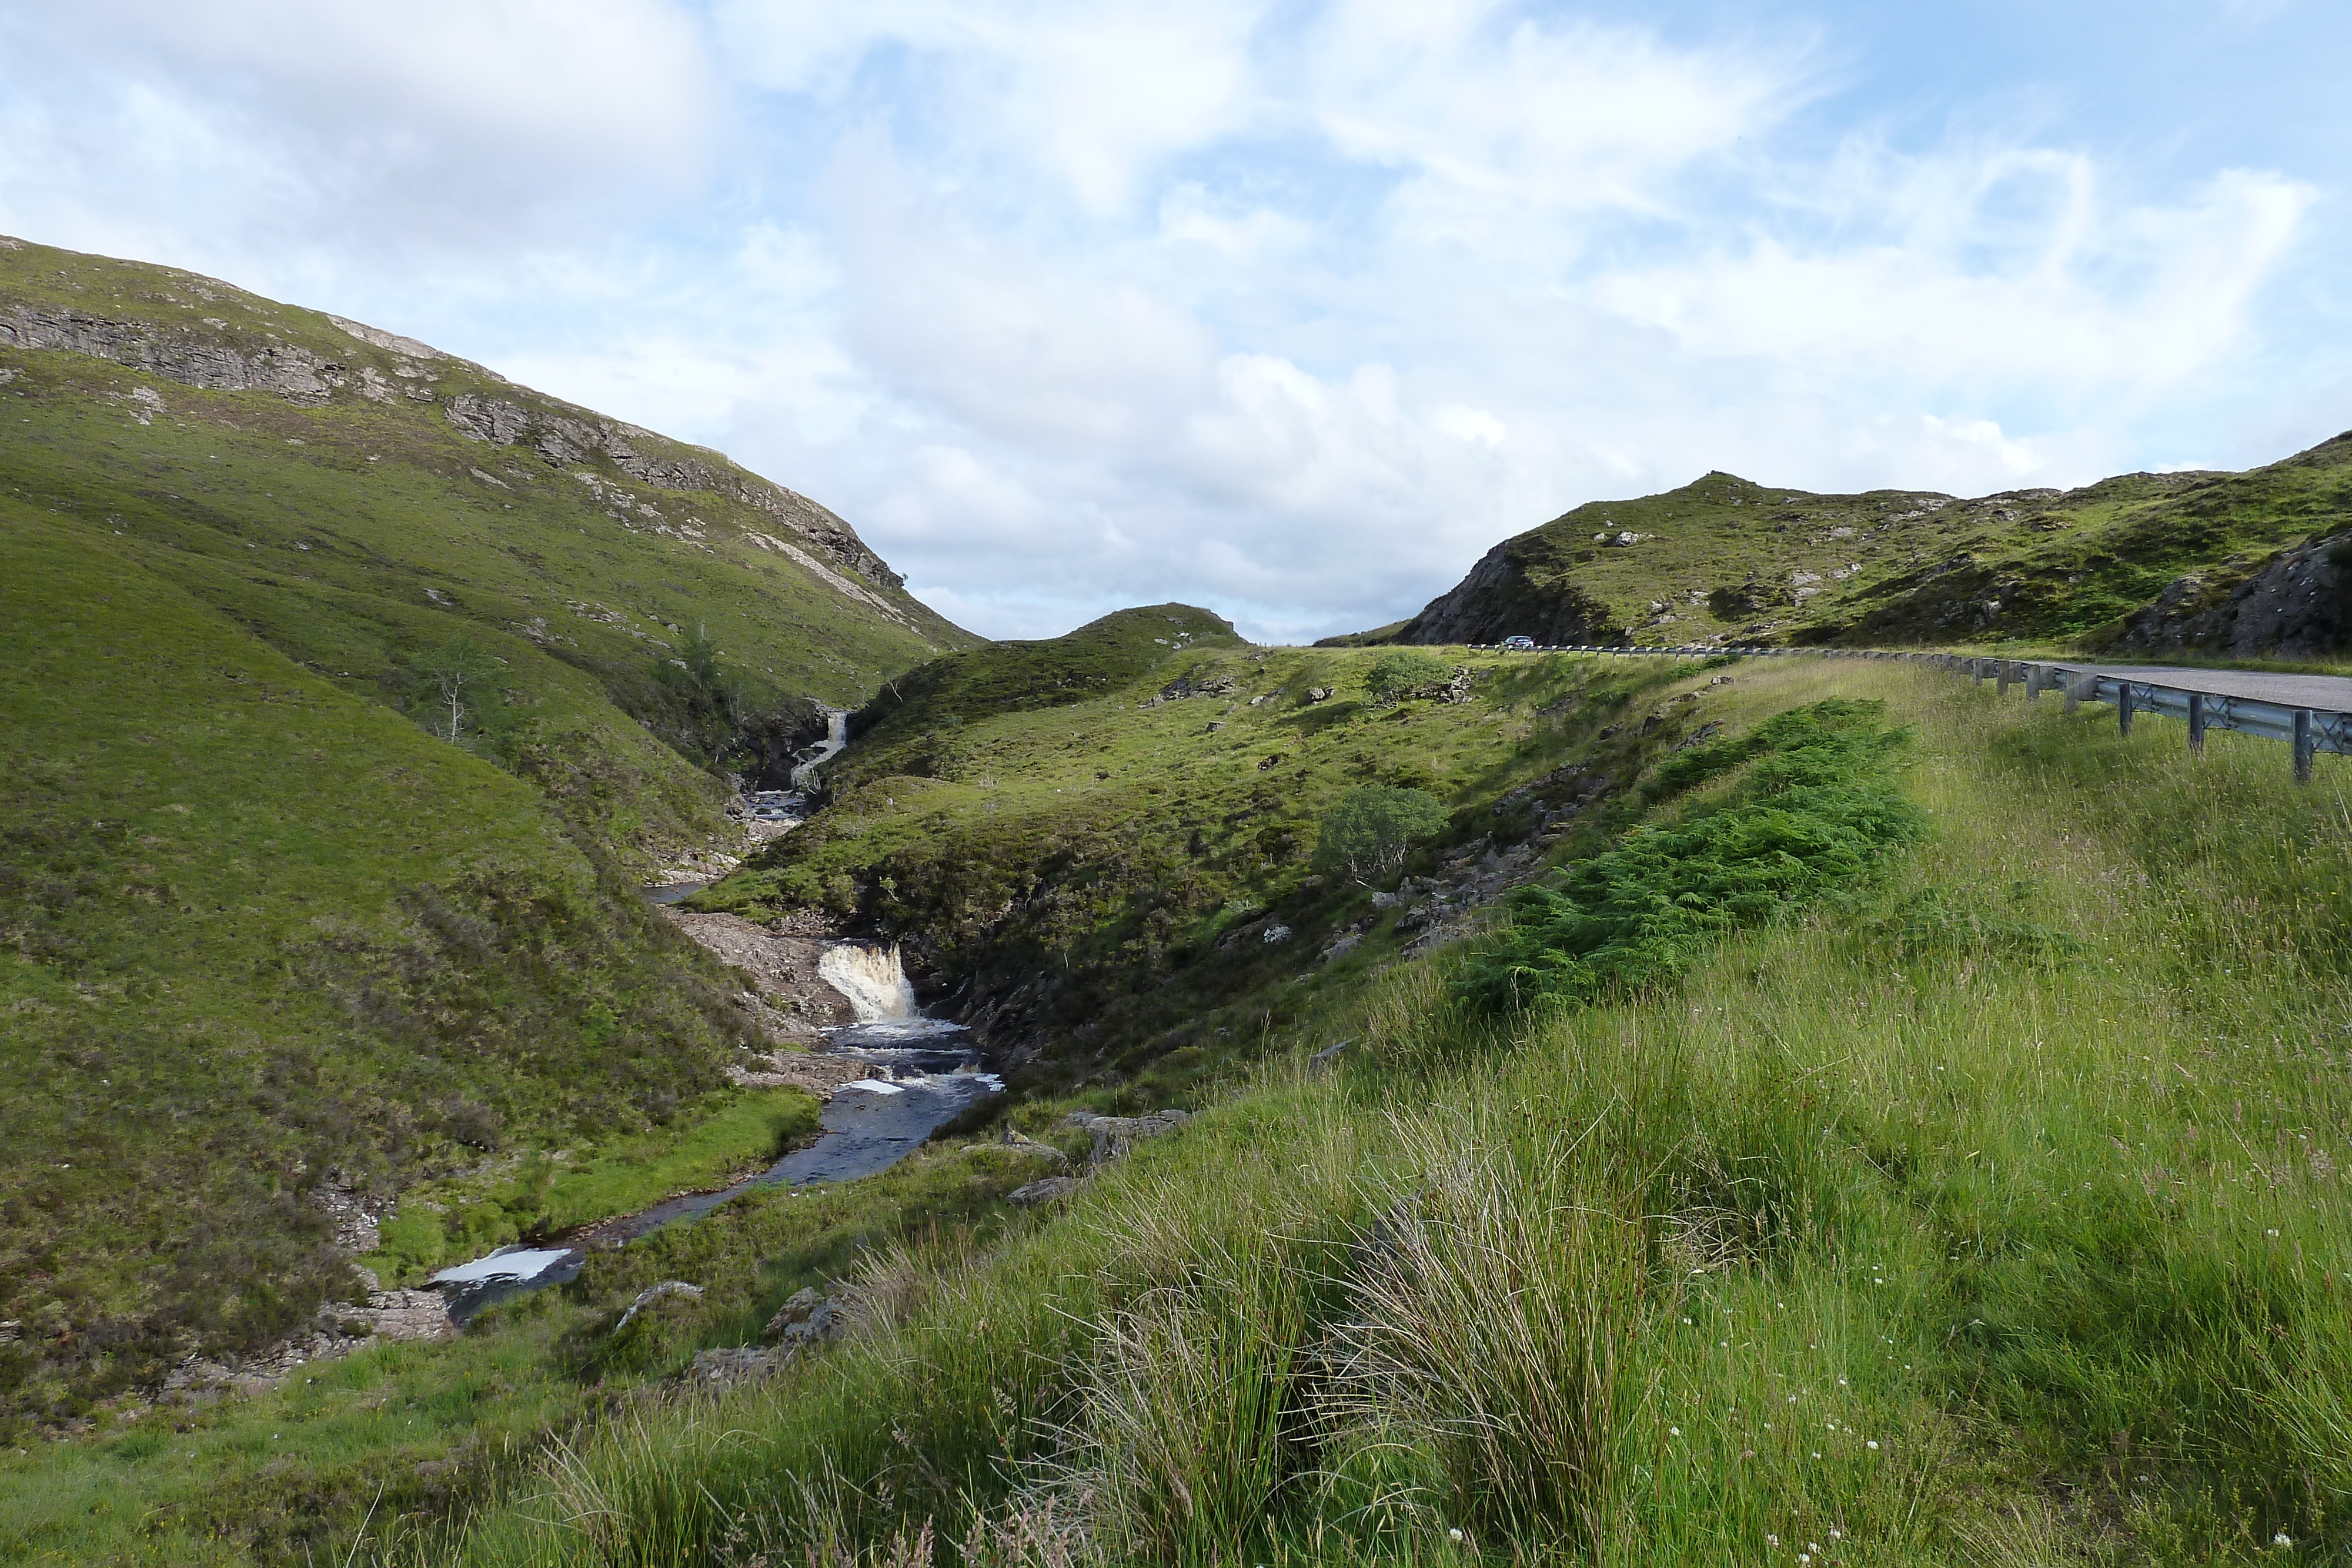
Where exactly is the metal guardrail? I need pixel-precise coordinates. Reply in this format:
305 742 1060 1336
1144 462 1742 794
1466 642 2347 783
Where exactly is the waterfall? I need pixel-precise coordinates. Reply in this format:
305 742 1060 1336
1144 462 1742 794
791 709 850 791
817 942 918 1022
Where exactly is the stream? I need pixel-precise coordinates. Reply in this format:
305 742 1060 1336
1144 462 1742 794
640 712 847 907
430 710 990 1320
434 941 997 1320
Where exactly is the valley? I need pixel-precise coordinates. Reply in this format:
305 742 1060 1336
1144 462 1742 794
11 235 2352 1567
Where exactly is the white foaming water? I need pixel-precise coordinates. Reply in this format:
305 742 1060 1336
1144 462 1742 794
791 709 850 791
431 1247 574 1287
818 942 919 1022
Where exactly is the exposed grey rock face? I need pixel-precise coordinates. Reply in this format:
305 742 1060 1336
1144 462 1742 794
1394 539 1626 647
0 303 347 404
442 393 903 590
0 268 909 600
684 1285 857 1385
2114 531 2352 658
325 313 440 359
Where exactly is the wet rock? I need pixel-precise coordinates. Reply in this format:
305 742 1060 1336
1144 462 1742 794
1368 890 1398 910
1306 687 1334 703
1261 923 1293 944
662 910 856 1041
1321 932 1362 962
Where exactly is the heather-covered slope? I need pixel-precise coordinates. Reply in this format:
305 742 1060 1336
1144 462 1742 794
1368 434 2352 654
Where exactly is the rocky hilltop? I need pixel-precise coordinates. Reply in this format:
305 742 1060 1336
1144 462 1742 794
1356 434 2352 654
0 235 910 609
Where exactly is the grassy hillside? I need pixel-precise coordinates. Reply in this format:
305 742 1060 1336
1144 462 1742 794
13 623 2352 1564
0 236 975 1436
0 232 974 857
693 610 1726 1094
0 617 1735 1563
403 654 2352 1568
1374 433 2352 652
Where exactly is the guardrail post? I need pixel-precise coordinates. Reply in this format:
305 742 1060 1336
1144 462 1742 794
2118 684 2134 736
2063 671 2082 713
1997 661 2012 696
2024 665 2042 700
1973 660 1986 686
2296 709 2315 783
2187 691 2206 753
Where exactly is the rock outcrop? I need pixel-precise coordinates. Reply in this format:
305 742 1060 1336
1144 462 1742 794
0 302 354 404
663 910 858 1042
2112 532 2352 658
0 239 907 597
442 393 903 591
1392 539 1627 647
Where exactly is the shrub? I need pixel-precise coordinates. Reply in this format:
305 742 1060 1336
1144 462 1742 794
1364 649 1451 702
1312 786 1450 882
1459 701 1926 1009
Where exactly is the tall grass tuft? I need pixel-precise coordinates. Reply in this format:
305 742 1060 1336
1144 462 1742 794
1328 1117 1642 1556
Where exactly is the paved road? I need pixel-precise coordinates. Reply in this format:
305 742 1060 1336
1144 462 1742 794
2049 663 2352 713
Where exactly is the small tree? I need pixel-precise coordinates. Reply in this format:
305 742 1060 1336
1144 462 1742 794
1365 648 1450 703
1313 785 1450 882
652 623 750 765
414 637 502 744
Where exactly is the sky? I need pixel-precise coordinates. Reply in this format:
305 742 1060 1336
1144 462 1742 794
3 1 2348 644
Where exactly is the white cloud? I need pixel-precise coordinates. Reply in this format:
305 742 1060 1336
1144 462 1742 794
1595 154 2314 402
0 0 717 293
1302 1 1808 221
718 0 1265 210
0 0 2332 646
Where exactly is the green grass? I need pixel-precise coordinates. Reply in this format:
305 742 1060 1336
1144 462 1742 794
693 623 1726 1095
358 1086 822 1286
0 1303 607 1566
1365 439 2352 652
398 657 2352 1567
0 507 797 1428
0 233 978 1435
1459 698 1928 1008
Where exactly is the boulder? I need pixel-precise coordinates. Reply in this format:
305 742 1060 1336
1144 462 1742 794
1062 1109 1192 1164
761 1286 851 1348
689 1345 788 1386
1010 1176 1084 1207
